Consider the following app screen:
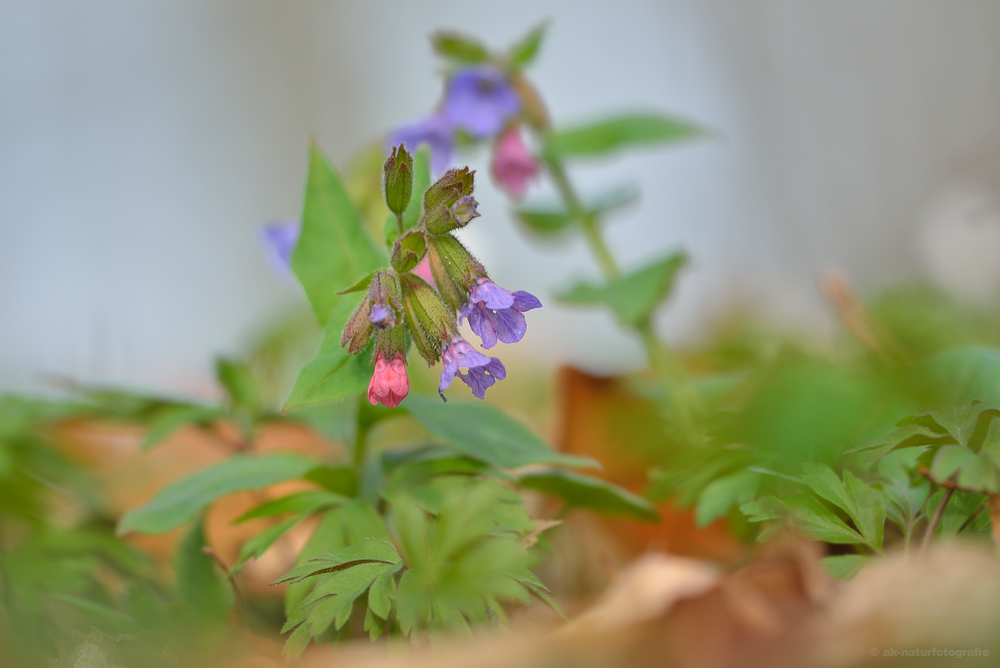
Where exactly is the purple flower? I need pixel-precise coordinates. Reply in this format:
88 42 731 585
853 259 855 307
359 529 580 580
369 301 395 329
442 67 521 139
259 220 300 276
388 114 453 174
438 335 506 401
460 278 542 349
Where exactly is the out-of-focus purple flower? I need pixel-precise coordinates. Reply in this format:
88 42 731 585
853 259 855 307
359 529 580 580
369 301 396 329
259 220 300 276
460 278 542 349
443 67 521 139
388 114 453 174
438 334 506 400
491 127 539 199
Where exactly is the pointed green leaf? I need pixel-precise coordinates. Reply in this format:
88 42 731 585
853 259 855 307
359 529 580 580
336 271 377 295
509 21 548 68
514 186 638 239
544 113 705 159
175 518 232 621
232 515 304 572
283 295 373 412
117 454 319 535
293 144 383 324
741 495 864 545
846 422 950 459
235 490 348 523
431 31 490 64
695 469 760 527
404 395 597 469
364 605 388 640
367 565 398 620
517 469 658 521
558 253 687 327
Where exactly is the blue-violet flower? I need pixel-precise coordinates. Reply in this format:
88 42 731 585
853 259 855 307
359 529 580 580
460 278 542 349
438 335 506 400
442 67 521 139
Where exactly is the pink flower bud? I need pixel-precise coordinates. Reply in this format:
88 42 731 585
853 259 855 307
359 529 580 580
491 127 539 200
367 351 409 408
412 256 436 287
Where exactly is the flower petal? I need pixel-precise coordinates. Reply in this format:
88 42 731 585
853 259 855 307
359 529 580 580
511 291 542 312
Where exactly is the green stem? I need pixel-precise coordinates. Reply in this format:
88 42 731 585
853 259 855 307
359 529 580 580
541 151 700 437
395 213 405 238
921 487 953 554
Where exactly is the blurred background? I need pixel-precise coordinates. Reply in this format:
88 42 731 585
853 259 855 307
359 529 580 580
4 0 1000 395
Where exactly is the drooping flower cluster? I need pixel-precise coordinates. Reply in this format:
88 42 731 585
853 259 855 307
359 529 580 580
387 54 543 199
340 145 541 406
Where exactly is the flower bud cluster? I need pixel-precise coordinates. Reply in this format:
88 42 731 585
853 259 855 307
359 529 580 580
342 145 541 407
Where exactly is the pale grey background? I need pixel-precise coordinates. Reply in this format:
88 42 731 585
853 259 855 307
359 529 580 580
4 1 1000 395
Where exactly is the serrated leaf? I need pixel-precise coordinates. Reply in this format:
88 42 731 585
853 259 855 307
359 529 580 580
741 495 864 545
281 624 312 662
276 538 400 585
927 402 983 448
508 21 548 68
118 454 319 535
292 143 383 324
517 469 658 521
695 469 760 527
364 605 388 640
367 566 398 619
558 253 687 327
799 464 883 550
431 31 490 64
544 113 705 159
930 445 979 484
957 453 1000 493
846 422 950 460
404 395 597 469
820 555 870 580
283 295 373 412
403 146 430 230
